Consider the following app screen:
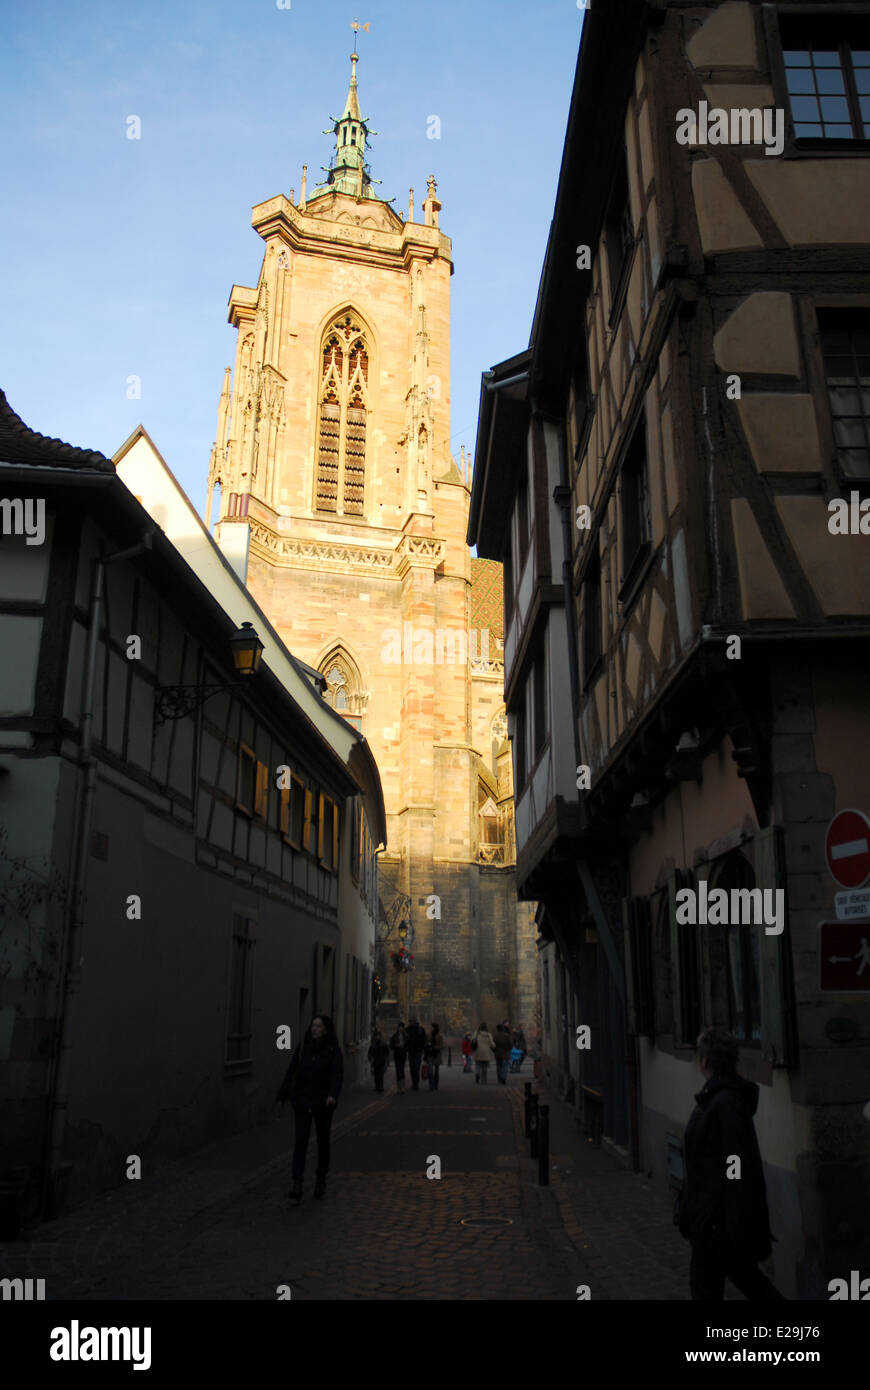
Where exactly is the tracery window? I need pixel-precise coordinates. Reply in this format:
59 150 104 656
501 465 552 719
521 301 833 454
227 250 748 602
316 313 370 516
320 649 365 732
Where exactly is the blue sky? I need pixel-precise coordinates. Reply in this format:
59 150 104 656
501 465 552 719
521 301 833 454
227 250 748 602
1 0 584 516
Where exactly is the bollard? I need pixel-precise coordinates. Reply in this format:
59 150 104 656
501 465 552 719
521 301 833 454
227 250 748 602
530 1092 539 1159
447 1045 452 1068
524 1081 532 1138
538 1104 550 1186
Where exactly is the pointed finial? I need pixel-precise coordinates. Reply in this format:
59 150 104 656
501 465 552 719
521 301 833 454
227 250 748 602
300 163 308 209
407 187 414 222
423 173 442 227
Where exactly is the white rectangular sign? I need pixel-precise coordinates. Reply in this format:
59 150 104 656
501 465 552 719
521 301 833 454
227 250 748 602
834 889 870 921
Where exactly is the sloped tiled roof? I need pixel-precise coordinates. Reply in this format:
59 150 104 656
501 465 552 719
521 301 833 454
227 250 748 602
470 556 504 642
0 389 114 472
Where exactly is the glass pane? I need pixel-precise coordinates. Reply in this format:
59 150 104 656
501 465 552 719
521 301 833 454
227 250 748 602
749 930 761 1042
794 123 824 138
857 70 870 96
831 388 862 416
824 124 854 138
812 50 840 67
728 927 745 1039
816 68 845 94
787 69 815 94
833 420 867 448
791 95 821 120
820 96 850 121
783 50 811 66
852 52 870 64
840 448 870 477
860 95 870 122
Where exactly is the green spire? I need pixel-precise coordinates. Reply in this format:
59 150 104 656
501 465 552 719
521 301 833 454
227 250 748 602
314 50 380 200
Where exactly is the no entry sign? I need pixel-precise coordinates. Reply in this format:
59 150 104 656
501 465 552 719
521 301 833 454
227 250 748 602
825 809 870 889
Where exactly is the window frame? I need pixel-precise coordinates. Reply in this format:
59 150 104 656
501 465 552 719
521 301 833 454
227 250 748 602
618 418 652 600
766 5 870 156
280 770 308 851
236 743 257 817
604 147 635 327
817 308 870 483
582 540 603 689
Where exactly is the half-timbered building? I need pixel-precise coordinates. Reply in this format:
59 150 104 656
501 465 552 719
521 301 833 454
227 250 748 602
0 393 384 1218
470 0 870 1299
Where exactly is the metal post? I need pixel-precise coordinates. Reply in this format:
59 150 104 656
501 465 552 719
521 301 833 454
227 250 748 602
538 1104 550 1185
530 1092 539 1158
524 1081 532 1138
447 1046 452 1068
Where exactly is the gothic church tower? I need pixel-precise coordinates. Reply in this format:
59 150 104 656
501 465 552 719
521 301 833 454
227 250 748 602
205 45 536 1033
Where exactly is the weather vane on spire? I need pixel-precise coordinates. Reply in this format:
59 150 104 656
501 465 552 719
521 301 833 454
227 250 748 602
350 18 370 58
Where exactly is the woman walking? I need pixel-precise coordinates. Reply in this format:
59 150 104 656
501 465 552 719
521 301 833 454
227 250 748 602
472 1021 495 1084
276 1015 343 1203
426 1022 444 1091
368 1028 390 1093
461 1032 474 1073
390 1021 408 1094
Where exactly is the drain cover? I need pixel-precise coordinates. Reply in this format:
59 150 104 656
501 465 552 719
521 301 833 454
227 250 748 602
460 1216 513 1228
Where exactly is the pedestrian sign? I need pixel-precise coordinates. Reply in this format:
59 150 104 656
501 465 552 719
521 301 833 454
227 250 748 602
819 921 870 991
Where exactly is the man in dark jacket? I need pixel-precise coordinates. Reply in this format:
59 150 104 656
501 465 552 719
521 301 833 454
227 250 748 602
676 1027 783 1300
406 1017 427 1091
494 1023 513 1084
277 1015 343 1202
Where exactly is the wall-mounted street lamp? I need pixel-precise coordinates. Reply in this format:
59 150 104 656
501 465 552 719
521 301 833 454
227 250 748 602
154 620 265 725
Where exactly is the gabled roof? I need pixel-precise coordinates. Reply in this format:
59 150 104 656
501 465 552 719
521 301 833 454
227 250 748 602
0 389 113 472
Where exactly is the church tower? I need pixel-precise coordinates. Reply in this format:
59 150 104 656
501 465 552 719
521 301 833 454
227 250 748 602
205 39 536 1033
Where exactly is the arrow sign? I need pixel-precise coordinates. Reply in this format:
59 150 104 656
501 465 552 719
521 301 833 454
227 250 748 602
826 809 870 889
819 921 870 991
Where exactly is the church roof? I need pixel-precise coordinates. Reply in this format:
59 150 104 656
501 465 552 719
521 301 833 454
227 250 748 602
470 556 504 643
0 389 113 472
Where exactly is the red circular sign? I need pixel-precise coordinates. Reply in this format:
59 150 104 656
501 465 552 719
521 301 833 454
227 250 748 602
826 808 870 889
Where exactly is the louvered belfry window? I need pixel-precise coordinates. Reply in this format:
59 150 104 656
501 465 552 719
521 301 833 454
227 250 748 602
316 315 369 514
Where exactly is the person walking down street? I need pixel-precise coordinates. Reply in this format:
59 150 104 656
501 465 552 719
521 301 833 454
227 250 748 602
426 1023 444 1091
406 1017 427 1091
368 1029 390 1093
494 1021 513 1084
461 1032 474 1073
675 1027 784 1302
390 1022 408 1094
276 1015 343 1203
512 1025 527 1065
472 1022 495 1084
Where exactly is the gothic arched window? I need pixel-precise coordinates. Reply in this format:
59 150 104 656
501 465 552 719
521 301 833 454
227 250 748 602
319 647 366 732
315 313 370 516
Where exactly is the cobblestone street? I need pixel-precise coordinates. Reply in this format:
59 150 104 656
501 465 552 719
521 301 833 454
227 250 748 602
1 1062 737 1301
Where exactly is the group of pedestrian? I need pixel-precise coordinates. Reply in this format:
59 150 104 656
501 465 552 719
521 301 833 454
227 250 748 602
368 1017 445 1093
460 1021 526 1084
275 1015 780 1304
